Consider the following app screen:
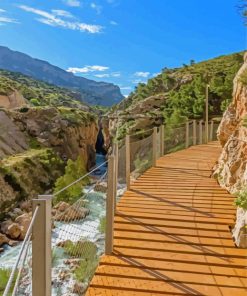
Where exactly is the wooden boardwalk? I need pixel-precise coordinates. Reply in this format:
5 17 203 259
86 142 247 296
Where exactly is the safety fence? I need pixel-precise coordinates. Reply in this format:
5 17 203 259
116 119 220 190
3 118 221 296
3 161 109 296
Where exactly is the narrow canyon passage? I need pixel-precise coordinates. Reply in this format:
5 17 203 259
86 142 247 296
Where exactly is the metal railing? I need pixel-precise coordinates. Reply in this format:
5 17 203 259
3 118 220 296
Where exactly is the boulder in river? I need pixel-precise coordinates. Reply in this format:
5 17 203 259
0 232 9 246
1 221 21 239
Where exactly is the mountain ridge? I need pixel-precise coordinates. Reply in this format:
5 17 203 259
0 45 123 106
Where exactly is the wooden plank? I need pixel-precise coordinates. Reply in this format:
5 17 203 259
86 142 247 296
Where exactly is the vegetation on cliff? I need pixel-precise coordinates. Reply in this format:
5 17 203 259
0 69 89 109
54 156 89 205
0 149 64 213
235 189 247 210
116 52 244 126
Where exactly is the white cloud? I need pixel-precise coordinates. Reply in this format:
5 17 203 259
0 16 18 24
90 3 102 14
134 71 150 78
94 72 121 78
94 73 110 78
63 0 81 7
111 72 121 77
51 9 74 18
0 9 19 25
18 5 102 33
110 20 118 25
67 65 109 74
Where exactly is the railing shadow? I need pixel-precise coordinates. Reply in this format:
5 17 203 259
130 189 215 218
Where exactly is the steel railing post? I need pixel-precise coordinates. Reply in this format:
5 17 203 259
152 127 158 166
32 195 52 296
160 125 165 156
105 155 115 255
125 135 130 190
199 120 203 144
185 121 189 148
193 120 197 146
210 120 214 141
113 143 118 212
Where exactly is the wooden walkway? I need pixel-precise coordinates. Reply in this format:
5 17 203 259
86 142 247 296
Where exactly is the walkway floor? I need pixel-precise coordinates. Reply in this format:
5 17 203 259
86 142 247 296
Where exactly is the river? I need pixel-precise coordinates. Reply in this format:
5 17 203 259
0 153 126 295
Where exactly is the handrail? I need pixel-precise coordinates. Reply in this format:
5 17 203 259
12 234 31 296
53 160 108 197
3 206 40 296
129 128 153 137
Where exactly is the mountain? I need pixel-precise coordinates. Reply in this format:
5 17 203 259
110 51 244 139
0 69 91 110
0 46 124 106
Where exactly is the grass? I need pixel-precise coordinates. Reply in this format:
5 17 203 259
0 268 17 296
98 216 106 234
62 240 99 283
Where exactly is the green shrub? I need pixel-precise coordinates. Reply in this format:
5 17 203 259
98 216 106 233
63 240 97 259
30 98 41 106
235 188 247 210
74 257 99 282
28 137 41 149
63 240 99 282
53 156 89 204
0 268 17 295
19 107 29 113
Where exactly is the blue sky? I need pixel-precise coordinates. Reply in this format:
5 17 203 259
0 0 246 96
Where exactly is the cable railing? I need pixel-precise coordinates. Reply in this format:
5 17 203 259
2 160 109 296
2 117 222 296
3 206 40 296
52 170 108 295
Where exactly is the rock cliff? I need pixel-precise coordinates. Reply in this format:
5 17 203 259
0 107 98 214
214 53 247 247
0 90 27 109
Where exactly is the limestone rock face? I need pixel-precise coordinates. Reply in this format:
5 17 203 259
108 94 165 142
6 107 98 168
0 110 29 158
0 107 98 214
0 90 27 109
0 174 18 213
214 52 247 246
215 53 247 192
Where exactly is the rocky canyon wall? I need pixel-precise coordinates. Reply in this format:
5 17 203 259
0 106 98 214
214 53 247 247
